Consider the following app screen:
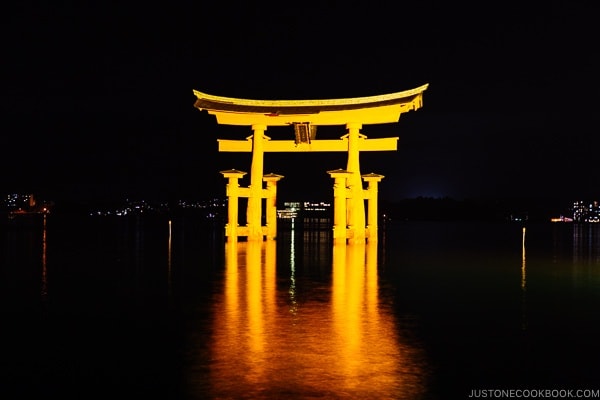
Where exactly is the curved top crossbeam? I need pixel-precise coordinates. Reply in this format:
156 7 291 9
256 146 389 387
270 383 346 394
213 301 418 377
193 84 429 127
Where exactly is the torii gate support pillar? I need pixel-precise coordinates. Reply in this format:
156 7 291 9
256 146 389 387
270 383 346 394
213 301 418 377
362 173 384 242
328 169 352 244
220 169 247 241
263 173 284 240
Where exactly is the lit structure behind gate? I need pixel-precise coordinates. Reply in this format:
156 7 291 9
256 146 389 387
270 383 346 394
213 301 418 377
193 84 428 244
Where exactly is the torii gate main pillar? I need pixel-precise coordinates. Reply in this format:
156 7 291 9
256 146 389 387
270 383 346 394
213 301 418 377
345 123 366 244
247 124 267 241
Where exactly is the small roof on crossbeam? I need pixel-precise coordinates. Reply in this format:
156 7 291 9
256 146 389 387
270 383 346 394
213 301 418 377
193 84 428 126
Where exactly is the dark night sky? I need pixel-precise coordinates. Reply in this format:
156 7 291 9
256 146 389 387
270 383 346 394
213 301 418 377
2 1 598 205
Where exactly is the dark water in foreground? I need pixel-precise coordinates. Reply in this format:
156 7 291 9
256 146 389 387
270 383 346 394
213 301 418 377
2 215 600 399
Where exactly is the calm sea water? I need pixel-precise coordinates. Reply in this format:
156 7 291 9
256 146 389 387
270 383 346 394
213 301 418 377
2 214 600 399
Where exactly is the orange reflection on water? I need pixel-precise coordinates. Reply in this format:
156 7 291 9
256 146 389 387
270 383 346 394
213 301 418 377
206 239 427 398
213 240 277 390
332 241 425 395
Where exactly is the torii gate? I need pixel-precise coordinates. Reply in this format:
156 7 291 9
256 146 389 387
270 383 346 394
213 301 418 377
193 84 428 244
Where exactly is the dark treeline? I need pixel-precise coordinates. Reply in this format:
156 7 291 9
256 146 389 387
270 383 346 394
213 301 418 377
5 194 573 224
381 197 571 223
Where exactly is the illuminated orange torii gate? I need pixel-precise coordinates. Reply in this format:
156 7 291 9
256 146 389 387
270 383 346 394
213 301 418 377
193 84 428 244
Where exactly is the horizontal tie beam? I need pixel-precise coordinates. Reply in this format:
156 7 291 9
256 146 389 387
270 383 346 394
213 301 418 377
218 137 399 153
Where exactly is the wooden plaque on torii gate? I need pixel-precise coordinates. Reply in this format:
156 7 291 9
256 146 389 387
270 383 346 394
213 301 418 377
193 84 428 244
